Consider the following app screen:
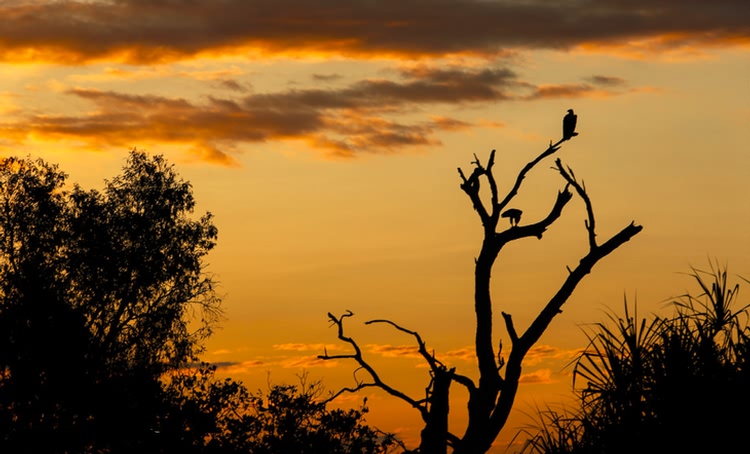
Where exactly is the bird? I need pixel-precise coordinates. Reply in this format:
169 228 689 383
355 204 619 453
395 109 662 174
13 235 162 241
563 109 578 141
501 208 522 227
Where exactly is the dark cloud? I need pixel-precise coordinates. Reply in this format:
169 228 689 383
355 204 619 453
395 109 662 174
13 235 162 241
312 73 343 82
0 65 631 162
217 78 248 92
0 0 746 63
208 361 241 369
586 75 627 87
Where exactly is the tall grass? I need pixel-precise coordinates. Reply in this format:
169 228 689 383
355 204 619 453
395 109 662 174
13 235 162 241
517 262 750 454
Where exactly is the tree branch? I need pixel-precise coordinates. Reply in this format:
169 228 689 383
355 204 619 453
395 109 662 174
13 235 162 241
494 185 573 244
555 158 596 249
457 151 494 228
496 139 564 214
318 312 428 418
489 221 642 439
366 319 445 372
501 312 518 344
366 318 477 393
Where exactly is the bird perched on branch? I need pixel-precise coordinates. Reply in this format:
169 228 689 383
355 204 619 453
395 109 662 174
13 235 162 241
501 208 522 227
563 109 578 141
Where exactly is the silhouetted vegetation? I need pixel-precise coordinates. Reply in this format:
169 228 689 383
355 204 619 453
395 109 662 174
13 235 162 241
237 377 401 454
320 113 642 454
517 262 750 454
0 150 394 453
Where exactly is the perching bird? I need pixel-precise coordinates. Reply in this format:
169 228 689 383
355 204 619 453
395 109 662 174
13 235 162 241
501 208 522 227
563 109 578 141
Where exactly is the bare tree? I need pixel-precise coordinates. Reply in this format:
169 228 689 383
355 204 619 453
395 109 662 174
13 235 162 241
319 116 642 454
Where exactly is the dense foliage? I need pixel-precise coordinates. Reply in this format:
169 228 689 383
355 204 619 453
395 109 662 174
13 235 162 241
517 263 750 454
0 151 219 452
0 151 396 453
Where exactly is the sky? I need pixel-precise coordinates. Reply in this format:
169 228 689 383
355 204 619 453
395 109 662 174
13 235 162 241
1 0 749 451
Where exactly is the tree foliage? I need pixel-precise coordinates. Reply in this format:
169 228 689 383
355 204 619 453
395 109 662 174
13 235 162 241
0 150 220 452
0 149 399 453
518 262 750 454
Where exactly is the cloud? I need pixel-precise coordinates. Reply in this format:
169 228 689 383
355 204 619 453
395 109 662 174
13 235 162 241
0 1 746 64
280 355 339 368
442 347 476 361
217 79 248 92
0 65 633 162
585 75 627 87
522 83 621 100
366 344 421 358
519 368 555 385
273 343 343 352
214 359 267 374
523 345 582 366
312 73 343 82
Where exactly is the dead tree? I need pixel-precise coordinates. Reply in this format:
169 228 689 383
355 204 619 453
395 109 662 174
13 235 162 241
319 123 642 454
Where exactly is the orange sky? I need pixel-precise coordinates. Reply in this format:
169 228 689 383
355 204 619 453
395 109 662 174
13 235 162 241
1 1 749 451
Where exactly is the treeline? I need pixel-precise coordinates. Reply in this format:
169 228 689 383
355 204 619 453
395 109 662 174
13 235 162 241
0 151 399 454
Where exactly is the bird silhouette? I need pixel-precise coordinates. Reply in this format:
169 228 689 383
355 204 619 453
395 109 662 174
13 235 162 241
501 208 522 227
563 109 578 141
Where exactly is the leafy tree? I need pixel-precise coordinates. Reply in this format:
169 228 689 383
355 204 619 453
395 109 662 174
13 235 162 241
0 151 220 452
0 150 399 453
517 262 750 454
319 114 642 453
162 366 401 454
240 377 401 454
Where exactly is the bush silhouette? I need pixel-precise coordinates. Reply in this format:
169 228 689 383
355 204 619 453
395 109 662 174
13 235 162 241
517 262 750 454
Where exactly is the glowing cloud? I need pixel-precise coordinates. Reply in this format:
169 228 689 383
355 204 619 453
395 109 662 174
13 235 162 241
366 344 421 358
0 1 746 64
0 66 634 162
519 368 555 385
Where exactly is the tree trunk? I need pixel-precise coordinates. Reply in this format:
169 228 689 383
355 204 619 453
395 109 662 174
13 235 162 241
419 368 453 454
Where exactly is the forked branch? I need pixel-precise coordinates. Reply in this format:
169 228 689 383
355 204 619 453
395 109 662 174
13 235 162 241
318 312 426 417
496 139 564 214
555 158 596 249
457 150 496 228
365 319 475 391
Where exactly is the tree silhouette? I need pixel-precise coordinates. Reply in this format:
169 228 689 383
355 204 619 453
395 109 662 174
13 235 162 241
518 261 750 454
0 151 220 452
0 150 399 453
238 377 402 454
319 114 642 453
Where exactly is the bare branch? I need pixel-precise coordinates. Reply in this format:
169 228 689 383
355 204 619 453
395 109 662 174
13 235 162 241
367 318 445 372
555 158 596 249
494 185 573 244
458 151 494 228
496 139 564 214
501 312 519 344
318 312 427 418
489 221 642 435
486 150 500 222
367 318 477 392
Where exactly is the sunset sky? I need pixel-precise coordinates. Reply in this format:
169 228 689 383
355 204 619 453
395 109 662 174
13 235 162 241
1 0 749 451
